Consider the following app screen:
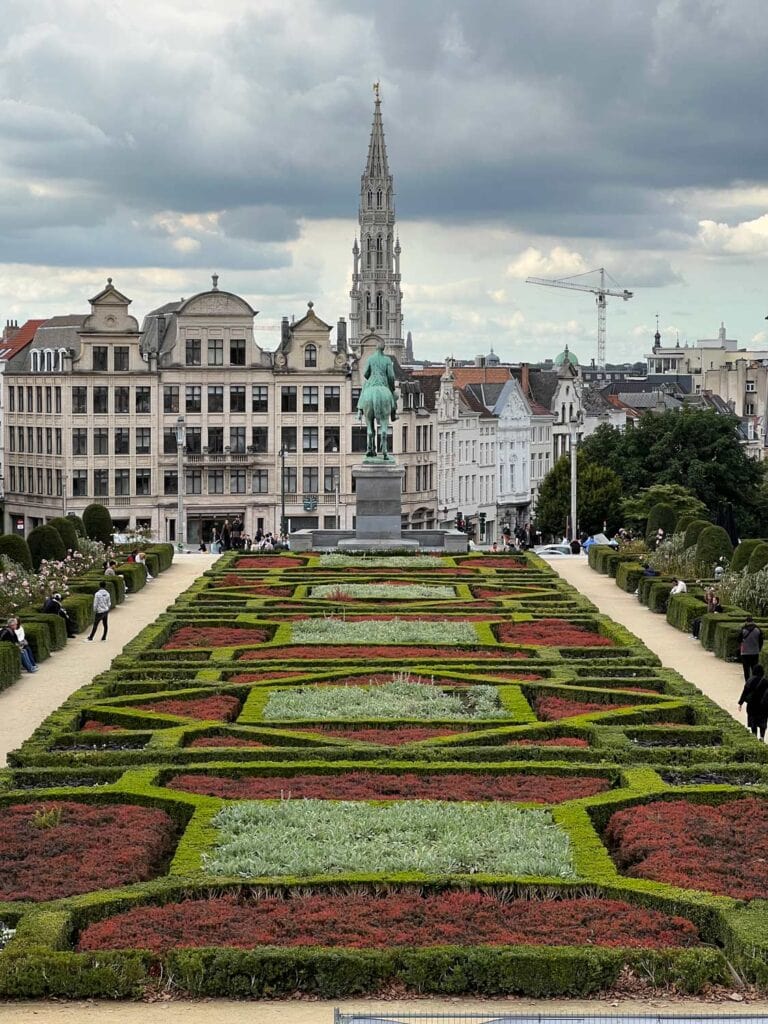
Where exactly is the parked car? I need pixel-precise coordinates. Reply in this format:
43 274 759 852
533 543 573 556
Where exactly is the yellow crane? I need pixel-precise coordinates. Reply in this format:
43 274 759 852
526 267 633 368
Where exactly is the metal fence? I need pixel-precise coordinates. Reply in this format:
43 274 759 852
334 1014 767 1024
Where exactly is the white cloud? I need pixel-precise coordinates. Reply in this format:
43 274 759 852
697 213 768 255
505 246 587 280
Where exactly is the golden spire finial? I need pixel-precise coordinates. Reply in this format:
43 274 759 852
373 81 380 102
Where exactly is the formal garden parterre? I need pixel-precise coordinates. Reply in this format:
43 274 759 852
1 549 768 999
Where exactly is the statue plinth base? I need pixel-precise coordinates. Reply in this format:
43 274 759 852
336 462 418 552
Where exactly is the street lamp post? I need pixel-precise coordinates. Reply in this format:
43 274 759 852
569 415 581 542
175 415 186 549
279 447 287 537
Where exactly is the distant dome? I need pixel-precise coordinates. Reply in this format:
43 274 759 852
486 347 500 366
554 345 579 367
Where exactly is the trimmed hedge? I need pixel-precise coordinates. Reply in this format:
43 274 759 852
694 526 733 572
683 519 711 550
666 594 707 633
0 534 32 570
26 525 66 571
748 543 768 574
47 517 79 553
615 562 645 594
83 504 113 545
731 539 763 574
0 642 21 692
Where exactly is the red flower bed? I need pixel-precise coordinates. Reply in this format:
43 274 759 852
77 891 699 953
338 567 476 576
187 736 266 748
497 619 613 647
235 557 302 569
229 672 304 683
214 575 293 596
310 726 464 744
81 720 121 733
240 645 503 661
167 771 609 803
535 696 625 721
164 626 270 650
133 696 241 722
461 558 526 569
0 801 176 902
283 613 492 623
508 737 590 748
472 587 526 599
605 797 768 900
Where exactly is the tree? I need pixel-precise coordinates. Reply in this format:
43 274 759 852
83 504 113 545
535 454 623 539
620 484 708 529
27 525 66 571
645 503 678 543
580 409 763 532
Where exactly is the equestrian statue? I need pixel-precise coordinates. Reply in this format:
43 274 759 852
357 340 398 459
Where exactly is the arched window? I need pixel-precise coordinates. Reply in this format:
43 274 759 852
561 403 566 423
367 190 373 208
569 403 574 421
30 350 40 372
376 235 383 268
375 293 383 328
376 189 382 208
304 344 317 368
57 347 68 371
366 237 373 269
44 348 54 372
365 293 372 328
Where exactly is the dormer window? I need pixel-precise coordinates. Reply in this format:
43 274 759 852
304 344 317 368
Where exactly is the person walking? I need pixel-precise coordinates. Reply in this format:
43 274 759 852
738 617 764 682
85 582 111 642
0 616 38 672
739 664 768 740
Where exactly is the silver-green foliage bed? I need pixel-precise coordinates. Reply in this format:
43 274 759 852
309 583 456 600
206 799 575 878
291 617 477 645
263 680 503 721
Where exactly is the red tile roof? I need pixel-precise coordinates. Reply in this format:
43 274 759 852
0 319 46 361
413 366 513 386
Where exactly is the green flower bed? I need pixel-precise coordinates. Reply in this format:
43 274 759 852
317 555 449 568
205 799 574 878
262 681 503 721
309 584 456 600
291 618 478 645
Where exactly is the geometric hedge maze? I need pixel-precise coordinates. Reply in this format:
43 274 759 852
1 551 767 999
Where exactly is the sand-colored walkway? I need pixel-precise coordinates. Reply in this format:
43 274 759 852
3 551 767 1020
0 552 216 764
546 555 745 725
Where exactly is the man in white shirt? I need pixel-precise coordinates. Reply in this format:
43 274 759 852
85 582 112 642
670 578 687 595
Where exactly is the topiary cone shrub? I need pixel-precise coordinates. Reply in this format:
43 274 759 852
47 516 79 552
0 534 33 570
646 504 677 545
83 503 113 545
731 539 763 574
674 515 696 536
683 519 711 551
694 526 733 575
26 524 66 571
66 513 86 537
748 542 768 575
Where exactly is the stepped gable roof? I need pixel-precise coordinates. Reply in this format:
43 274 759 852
0 319 46 361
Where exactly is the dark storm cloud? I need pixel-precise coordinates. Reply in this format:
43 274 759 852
0 0 767 269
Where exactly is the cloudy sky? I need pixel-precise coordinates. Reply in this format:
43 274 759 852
2 0 768 364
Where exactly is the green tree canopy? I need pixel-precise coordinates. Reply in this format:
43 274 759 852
534 454 623 539
580 409 763 532
620 484 708 528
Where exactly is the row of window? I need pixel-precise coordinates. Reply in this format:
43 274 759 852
7 461 436 500
183 338 246 367
72 386 151 414
91 346 130 372
8 385 62 414
8 427 62 455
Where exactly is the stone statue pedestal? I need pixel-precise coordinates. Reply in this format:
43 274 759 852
337 461 419 552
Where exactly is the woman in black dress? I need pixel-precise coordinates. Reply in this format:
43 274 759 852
738 664 768 740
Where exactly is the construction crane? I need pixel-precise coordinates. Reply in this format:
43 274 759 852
526 267 633 368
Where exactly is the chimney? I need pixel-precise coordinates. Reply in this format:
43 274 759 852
2 320 19 343
281 317 290 346
336 317 347 351
520 362 530 396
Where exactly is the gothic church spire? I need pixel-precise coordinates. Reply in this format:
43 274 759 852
349 84 404 357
